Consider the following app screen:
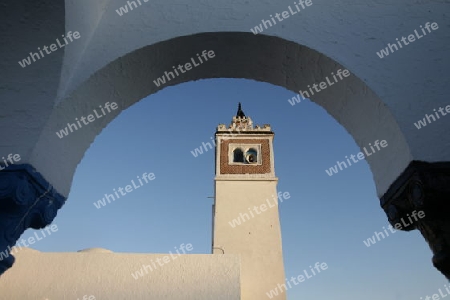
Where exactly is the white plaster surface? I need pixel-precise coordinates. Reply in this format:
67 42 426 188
214 180 285 300
0 248 241 300
2 0 449 197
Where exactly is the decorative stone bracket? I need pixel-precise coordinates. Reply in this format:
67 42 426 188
0 164 66 275
380 161 450 280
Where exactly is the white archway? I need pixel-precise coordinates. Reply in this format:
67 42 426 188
31 32 411 198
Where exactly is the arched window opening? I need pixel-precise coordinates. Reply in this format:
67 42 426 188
233 148 244 162
246 148 258 164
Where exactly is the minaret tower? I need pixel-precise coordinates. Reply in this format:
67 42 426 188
212 103 286 300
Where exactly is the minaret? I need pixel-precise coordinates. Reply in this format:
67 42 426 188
212 103 286 300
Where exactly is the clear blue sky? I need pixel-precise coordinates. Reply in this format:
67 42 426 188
21 78 446 299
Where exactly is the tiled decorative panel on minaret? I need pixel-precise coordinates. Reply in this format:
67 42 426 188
215 103 276 178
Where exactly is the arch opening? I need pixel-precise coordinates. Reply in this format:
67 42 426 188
30 32 411 199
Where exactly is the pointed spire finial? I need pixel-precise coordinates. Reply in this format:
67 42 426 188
236 102 246 118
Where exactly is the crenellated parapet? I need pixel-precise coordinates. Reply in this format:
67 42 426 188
217 103 272 134
216 122 272 133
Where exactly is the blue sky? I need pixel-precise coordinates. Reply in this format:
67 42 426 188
21 78 446 299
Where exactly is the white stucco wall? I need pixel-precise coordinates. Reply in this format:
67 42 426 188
0 248 241 300
2 0 449 198
214 180 285 300
59 0 449 174
28 32 412 198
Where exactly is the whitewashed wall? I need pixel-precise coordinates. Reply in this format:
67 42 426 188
0 248 241 300
2 0 449 197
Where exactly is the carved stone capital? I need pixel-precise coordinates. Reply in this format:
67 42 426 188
380 160 450 279
0 164 66 275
